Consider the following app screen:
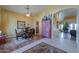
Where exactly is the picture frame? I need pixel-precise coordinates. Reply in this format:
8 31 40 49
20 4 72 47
17 21 25 29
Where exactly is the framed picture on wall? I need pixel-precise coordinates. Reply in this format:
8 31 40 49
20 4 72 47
17 21 25 29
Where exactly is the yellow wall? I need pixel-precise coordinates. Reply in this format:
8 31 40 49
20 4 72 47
32 6 53 35
0 8 1 30
1 8 8 34
0 8 33 37
32 13 45 35
64 16 76 23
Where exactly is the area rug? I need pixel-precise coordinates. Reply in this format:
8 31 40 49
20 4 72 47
23 42 67 53
0 39 37 53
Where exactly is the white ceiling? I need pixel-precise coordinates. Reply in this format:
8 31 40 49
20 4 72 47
61 8 77 17
1 5 48 15
0 5 78 17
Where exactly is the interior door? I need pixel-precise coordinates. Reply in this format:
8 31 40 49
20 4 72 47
42 20 51 38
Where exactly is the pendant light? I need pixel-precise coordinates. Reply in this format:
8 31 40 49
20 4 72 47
26 5 31 17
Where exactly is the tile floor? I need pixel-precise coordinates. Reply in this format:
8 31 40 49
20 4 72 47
0 32 78 53
12 32 79 53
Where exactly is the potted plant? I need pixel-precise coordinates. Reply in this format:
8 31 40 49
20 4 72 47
63 21 69 33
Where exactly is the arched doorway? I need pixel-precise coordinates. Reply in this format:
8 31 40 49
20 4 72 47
53 8 77 41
